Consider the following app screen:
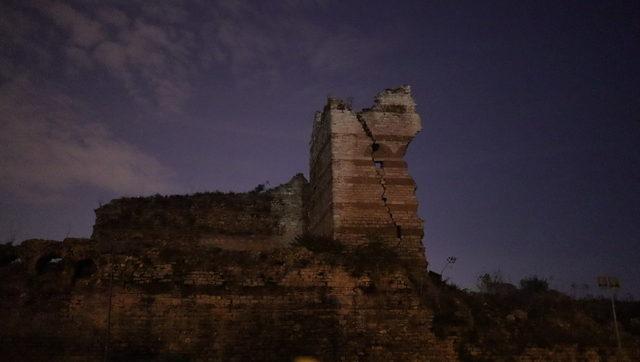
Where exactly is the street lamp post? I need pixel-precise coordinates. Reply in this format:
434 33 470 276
439 256 457 278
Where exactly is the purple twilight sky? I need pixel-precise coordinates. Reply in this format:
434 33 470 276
1 0 639 297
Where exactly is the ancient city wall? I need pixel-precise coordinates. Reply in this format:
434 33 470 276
1 86 637 361
92 174 307 251
2 237 635 361
92 86 426 263
0 237 455 361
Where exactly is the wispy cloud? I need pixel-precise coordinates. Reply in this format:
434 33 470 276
199 0 384 87
34 0 107 48
3 0 197 116
0 78 175 203
0 0 395 204
2 1 389 113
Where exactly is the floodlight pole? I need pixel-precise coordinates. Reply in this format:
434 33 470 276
599 276 622 355
439 263 449 275
610 291 622 353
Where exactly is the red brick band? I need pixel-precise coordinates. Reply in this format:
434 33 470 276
335 226 423 237
334 202 418 212
345 159 407 168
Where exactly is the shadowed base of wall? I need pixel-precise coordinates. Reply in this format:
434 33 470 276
0 238 455 361
2 238 638 361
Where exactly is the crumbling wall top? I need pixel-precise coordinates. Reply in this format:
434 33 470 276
372 85 416 113
325 97 352 111
91 175 308 249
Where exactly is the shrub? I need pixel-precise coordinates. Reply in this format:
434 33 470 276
476 271 515 294
293 234 345 254
0 243 18 267
519 275 550 293
347 239 399 276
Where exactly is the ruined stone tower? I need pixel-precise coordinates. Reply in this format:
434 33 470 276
307 86 426 264
4 85 633 361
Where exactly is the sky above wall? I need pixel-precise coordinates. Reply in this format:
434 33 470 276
1 0 638 297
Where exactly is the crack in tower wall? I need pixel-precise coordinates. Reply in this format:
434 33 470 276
356 112 402 241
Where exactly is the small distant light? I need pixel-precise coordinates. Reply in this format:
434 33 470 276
293 357 320 362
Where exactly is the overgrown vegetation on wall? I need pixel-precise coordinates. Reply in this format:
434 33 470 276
92 190 278 241
292 234 403 278
425 272 640 359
